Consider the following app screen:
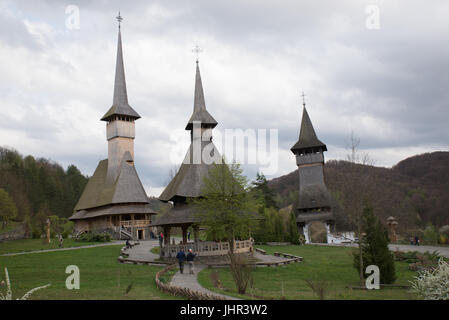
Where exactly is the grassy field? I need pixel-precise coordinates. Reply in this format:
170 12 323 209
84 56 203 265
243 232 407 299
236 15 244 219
198 245 419 300
0 245 180 299
0 238 105 254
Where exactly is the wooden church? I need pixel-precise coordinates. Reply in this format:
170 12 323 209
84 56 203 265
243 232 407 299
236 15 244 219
69 21 157 240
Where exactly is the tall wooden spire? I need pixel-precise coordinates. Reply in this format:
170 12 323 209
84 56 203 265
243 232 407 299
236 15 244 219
101 19 140 121
185 61 217 130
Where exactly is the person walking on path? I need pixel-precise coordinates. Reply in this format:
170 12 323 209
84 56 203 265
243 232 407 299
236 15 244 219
176 248 186 274
186 248 196 275
159 232 164 247
58 234 64 248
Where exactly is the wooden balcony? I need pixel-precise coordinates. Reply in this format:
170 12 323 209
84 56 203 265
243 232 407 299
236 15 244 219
120 220 151 228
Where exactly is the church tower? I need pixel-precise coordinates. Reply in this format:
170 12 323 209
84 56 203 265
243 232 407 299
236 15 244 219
291 97 335 243
70 15 156 240
154 56 222 253
101 25 140 182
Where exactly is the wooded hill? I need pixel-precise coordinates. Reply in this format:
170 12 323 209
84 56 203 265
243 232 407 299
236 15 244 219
0 147 169 229
268 151 449 232
0 147 88 223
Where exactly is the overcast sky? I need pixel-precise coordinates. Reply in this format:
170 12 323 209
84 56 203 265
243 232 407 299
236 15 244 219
0 0 448 196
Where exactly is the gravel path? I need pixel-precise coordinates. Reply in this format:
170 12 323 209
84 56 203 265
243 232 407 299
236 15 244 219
170 264 240 300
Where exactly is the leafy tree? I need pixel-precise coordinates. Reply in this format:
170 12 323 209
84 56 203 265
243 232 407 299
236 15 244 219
0 188 18 228
288 211 300 244
191 160 259 248
422 224 439 245
0 147 87 222
353 206 396 284
251 172 278 209
191 160 259 295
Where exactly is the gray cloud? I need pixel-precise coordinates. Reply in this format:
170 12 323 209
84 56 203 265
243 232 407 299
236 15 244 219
0 0 448 195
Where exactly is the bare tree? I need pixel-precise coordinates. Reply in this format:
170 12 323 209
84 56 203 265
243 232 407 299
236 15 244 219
342 132 375 285
164 165 180 186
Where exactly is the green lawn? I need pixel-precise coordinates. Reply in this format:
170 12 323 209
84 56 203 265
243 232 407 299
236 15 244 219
0 245 181 299
0 238 106 255
198 245 419 300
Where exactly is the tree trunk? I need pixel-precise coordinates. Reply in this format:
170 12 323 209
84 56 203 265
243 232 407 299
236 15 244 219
358 216 364 286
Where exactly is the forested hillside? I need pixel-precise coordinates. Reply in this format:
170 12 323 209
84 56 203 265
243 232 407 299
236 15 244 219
0 147 88 225
268 151 449 231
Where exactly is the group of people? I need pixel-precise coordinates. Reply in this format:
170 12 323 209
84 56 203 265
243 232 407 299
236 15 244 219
410 236 420 246
176 248 196 275
157 231 196 275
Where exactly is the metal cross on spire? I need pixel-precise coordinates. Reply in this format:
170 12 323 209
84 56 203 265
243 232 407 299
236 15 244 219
192 44 203 63
116 11 123 29
301 91 306 107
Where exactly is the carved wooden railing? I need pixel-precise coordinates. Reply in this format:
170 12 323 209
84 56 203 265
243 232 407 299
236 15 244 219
160 240 253 258
120 220 151 227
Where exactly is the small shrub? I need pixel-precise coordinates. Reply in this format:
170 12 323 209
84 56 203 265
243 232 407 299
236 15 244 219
75 231 111 242
411 259 449 300
150 247 160 254
31 229 41 239
229 252 254 294
210 270 222 288
423 224 439 245
305 279 329 300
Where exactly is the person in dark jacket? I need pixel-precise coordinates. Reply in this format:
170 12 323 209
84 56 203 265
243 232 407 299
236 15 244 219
159 232 163 247
176 248 186 274
186 249 196 275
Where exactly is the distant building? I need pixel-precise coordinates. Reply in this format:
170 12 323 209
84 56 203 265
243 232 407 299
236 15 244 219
291 101 336 244
69 23 156 240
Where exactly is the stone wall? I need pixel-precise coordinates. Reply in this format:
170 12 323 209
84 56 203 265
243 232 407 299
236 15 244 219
0 224 27 241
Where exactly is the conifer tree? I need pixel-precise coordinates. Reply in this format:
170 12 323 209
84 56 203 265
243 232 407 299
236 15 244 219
353 206 397 284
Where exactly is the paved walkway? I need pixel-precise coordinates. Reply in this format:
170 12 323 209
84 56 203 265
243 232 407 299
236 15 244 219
170 264 240 300
0 241 125 256
126 239 160 261
388 244 449 258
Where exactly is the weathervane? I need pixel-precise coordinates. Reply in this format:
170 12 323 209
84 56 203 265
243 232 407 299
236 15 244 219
192 44 203 63
116 11 123 29
301 91 306 107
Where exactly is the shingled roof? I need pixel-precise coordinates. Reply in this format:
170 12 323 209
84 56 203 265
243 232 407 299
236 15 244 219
69 203 156 220
71 153 151 216
101 29 140 121
152 204 200 226
291 106 327 153
297 184 333 210
185 62 217 130
159 141 222 202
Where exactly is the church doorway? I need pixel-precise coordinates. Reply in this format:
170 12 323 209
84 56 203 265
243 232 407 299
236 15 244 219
137 229 144 240
309 221 327 243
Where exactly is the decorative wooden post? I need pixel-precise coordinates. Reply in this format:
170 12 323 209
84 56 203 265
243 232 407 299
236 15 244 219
163 226 170 246
182 225 188 244
193 225 199 243
46 218 51 244
386 216 398 243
